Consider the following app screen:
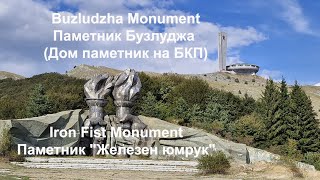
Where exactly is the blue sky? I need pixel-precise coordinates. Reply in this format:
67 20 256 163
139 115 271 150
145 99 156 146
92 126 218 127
0 0 319 85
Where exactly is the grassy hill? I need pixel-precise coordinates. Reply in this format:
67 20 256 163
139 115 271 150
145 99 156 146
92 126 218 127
67 64 160 79
66 65 320 118
192 72 320 118
0 71 24 80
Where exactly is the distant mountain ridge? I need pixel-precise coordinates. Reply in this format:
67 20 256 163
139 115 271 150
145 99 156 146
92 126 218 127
0 71 25 80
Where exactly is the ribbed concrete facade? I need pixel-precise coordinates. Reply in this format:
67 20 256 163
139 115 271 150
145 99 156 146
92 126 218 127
218 32 227 71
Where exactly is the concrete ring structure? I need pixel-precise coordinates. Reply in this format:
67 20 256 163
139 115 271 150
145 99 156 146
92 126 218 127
226 63 259 75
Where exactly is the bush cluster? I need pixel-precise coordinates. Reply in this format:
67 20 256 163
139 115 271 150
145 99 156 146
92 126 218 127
0 73 87 119
134 73 256 137
0 127 25 162
303 152 320 170
197 151 231 174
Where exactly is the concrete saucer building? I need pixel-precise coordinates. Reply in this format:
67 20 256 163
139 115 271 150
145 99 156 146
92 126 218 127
218 32 260 75
226 63 259 75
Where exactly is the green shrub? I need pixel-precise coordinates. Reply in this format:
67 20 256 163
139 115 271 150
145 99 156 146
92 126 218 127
192 120 225 135
285 139 303 160
233 114 264 145
0 126 25 162
303 152 320 170
0 127 13 156
8 151 25 162
165 117 184 125
235 78 239 83
167 77 210 107
197 151 230 174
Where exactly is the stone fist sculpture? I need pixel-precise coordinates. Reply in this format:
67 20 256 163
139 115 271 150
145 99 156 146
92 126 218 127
84 74 114 155
112 69 148 148
84 74 114 99
113 69 141 103
82 69 152 156
112 69 145 129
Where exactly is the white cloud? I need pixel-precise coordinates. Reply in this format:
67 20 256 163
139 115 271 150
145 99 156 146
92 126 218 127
276 0 314 35
0 0 267 76
315 83 320 87
258 69 283 81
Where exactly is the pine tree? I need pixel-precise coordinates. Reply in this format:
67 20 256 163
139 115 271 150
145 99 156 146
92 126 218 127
26 84 52 117
203 102 230 123
268 78 292 146
241 93 256 115
290 81 320 153
140 91 158 118
255 79 280 148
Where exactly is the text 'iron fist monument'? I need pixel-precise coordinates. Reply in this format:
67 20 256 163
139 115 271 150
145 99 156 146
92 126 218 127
83 69 151 156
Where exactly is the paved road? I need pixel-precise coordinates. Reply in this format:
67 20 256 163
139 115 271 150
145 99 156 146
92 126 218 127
12 157 199 172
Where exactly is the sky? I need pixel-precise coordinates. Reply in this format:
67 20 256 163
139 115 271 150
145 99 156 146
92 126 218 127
0 0 319 85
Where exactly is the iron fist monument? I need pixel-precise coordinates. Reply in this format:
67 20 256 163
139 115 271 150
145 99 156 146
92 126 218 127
82 69 152 156
0 68 283 164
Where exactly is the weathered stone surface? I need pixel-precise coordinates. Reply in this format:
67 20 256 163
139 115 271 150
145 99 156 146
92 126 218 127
139 116 248 161
297 162 316 171
246 147 280 163
0 110 86 151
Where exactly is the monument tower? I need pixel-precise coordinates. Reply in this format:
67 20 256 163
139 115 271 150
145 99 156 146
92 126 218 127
218 32 227 71
217 32 260 75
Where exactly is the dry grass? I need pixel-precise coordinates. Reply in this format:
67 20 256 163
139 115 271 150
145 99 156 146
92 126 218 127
0 71 25 80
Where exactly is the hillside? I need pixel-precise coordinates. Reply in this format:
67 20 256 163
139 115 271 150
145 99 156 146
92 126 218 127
0 73 86 120
67 64 160 79
192 72 320 118
0 71 24 80
66 65 320 118
67 64 122 79
1 66 319 173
